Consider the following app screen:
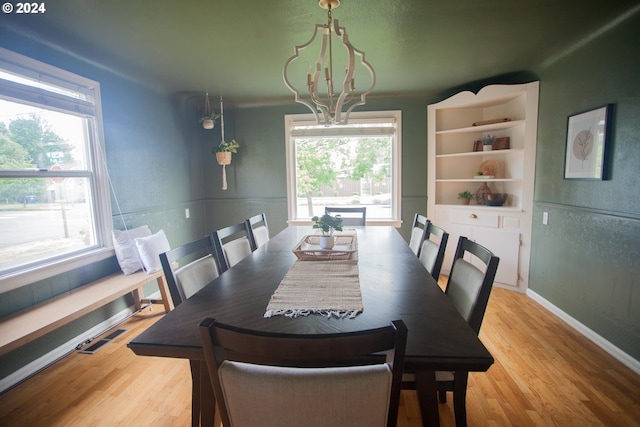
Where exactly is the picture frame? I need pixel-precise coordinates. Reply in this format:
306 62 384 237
564 104 611 180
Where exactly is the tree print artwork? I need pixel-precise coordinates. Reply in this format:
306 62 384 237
572 129 594 169
564 105 610 180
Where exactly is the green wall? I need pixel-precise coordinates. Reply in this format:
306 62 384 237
531 10 640 360
202 97 431 240
1 5 639 385
0 29 208 381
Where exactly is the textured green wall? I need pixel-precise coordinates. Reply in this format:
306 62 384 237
0 29 207 380
531 10 640 359
2 5 639 384
203 97 431 241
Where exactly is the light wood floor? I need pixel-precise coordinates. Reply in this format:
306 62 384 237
1 286 639 427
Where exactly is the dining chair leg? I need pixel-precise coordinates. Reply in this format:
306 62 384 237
199 360 216 426
416 370 440 427
452 371 469 427
189 360 201 427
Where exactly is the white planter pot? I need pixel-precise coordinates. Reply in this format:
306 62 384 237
202 119 214 129
483 145 492 151
319 235 335 250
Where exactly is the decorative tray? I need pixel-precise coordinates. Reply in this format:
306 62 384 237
292 235 357 261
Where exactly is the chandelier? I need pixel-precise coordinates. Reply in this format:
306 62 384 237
283 0 375 125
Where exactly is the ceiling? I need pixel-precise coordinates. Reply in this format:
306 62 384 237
3 0 639 104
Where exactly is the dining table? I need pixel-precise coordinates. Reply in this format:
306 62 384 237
127 225 494 427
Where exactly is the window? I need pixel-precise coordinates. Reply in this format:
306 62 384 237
285 111 401 226
0 48 111 290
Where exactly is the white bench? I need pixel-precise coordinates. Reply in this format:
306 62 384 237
0 269 173 357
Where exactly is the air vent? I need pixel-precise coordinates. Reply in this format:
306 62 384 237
78 328 129 354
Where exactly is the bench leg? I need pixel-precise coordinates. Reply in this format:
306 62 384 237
156 275 174 312
132 288 143 311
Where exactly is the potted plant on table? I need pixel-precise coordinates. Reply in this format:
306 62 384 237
213 139 240 165
458 190 473 205
311 213 343 249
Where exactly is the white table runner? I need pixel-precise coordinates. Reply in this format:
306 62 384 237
264 259 362 319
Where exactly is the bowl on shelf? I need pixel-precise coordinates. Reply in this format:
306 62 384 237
483 193 508 206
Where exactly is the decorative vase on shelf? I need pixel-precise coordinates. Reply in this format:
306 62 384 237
319 235 335 249
475 183 492 205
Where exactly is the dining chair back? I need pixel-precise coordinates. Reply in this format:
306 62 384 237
418 221 449 281
159 236 220 307
445 236 499 334
324 206 367 226
437 236 500 427
199 317 407 427
212 222 253 272
245 213 269 250
408 213 428 257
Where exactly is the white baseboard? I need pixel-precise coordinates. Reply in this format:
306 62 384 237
526 289 640 375
0 306 135 394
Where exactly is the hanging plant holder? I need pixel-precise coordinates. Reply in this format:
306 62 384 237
216 151 232 165
199 92 219 129
214 96 239 191
202 118 215 130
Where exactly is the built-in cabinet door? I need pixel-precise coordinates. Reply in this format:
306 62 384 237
472 227 519 286
438 220 520 288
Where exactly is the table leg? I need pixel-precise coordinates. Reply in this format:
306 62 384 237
416 370 440 427
189 360 216 427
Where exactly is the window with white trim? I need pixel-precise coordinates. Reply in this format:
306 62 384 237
0 47 112 290
285 111 402 226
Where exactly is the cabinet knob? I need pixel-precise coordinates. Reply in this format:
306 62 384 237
469 213 478 219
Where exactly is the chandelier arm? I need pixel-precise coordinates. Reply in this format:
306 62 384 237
283 0 374 125
283 24 328 124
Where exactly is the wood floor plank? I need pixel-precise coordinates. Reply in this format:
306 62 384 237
0 286 639 427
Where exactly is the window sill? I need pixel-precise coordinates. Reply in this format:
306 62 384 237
0 247 115 293
287 220 401 228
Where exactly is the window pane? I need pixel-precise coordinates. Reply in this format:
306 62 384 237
0 176 96 272
0 48 110 288
0 99 88 170
294 136 392 220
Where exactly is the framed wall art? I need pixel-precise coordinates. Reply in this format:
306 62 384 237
564 104 612 180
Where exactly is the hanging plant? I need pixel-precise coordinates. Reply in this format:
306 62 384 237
199 92 220 129
214 140 239 166
214 96 239 190
214 139 240 153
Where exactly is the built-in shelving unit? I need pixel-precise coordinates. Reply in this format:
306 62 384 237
427 82 539 292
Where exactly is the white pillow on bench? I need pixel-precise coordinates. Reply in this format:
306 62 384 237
135 230 171 273
112 225 152 275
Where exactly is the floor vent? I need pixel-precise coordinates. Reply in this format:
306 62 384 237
103 328 129 340
78 328 129 354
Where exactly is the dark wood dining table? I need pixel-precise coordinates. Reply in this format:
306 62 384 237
128 226 493 427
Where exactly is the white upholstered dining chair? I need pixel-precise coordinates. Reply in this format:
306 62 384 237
211 222 253 272
159 235 220 307
245 212 269 250
420 236 499 427
324 206 367 226
409 213 429 257
199 318 408 427
418 221 449 281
